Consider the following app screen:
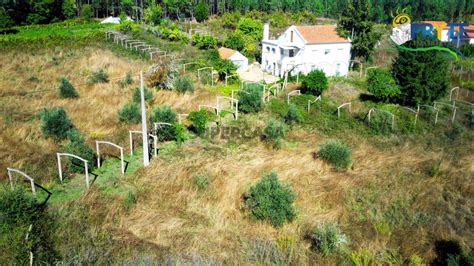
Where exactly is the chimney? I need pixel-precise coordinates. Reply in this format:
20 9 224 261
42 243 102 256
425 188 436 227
263 23 270 40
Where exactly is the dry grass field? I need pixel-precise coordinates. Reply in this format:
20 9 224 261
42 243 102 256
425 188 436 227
0 41 473 264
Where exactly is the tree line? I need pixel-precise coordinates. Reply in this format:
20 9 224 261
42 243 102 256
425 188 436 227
1 0 472 27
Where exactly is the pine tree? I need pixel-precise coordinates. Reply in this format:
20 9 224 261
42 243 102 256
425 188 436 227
337 0 381 61
392 36 450 106
195 1 209 22
58 77 79 99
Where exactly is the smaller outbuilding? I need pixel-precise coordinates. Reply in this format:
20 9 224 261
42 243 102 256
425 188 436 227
218 47 249 72
100 16 133 24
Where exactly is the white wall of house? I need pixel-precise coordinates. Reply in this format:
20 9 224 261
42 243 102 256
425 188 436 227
229 52 249 72
261 25 352 78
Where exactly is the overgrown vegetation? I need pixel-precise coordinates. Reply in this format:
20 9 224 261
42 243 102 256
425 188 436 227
88 68 109 84
132 87 154 104
244 172 296 227
64 129 96 173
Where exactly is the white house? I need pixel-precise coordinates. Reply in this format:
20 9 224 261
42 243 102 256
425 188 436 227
218 47 249 72
261 24 352 77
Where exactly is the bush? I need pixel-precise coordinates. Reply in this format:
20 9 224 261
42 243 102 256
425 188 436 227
195 1 209 22
245 172 296 227
262 119 286 149
284 104 303 124
40 107 74 140
238 84 263 113
152 106 177 141
64 129 96 173
319 140 352 169
80 4 92 20
118 102 141 123
175 124 188 147
301 69 328 96
132 87 154 104
309 223 348 256
192 33 218 49
58 77 78 98
366 68 400 102
0 187 37 226
173 76 195 93
192 175 209 190
188 109 208 135
89 68 109 84
118 71 133 88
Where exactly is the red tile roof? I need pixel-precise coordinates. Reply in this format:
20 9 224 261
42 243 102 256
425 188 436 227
295 25 350 44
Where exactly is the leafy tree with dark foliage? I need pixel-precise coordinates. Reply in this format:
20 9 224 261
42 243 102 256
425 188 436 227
195 1 208 22
392 36 450 106
301 69 328 96
337 0 381 61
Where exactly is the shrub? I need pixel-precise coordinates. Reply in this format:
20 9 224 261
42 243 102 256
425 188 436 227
173 76 195 93
284 104 303 124
40 107 74 140
238 84 263 113
58 77 78 98
118 102 141 123
0 187 37 226
118 71 133 88
367 68 400 102
262 119 286 149
192 33 218 49
188 109 208 135
192 175 209 190
64 129 96 173
80 4 92 20
301 69 328 96
152 106 177 141
319 140 352 169
245 172 296 227
195 1 209 22
89 68 109 84
309 223 348 256
175 124 188 147
132 87 154 104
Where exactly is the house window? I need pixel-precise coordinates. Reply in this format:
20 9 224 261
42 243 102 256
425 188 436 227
289 49 295 57
291 31 294 42
272 48 276 54
325 49 331 55
266 46 270 52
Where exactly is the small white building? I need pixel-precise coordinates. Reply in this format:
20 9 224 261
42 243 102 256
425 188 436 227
100 16 133 24
261 24 352 77
218 47 249 72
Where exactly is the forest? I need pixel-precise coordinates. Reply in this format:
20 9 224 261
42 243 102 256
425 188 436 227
1 0 473 27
